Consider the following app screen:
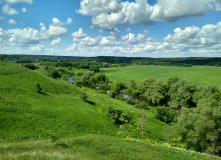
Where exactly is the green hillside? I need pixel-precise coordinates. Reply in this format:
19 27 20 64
1 61 221 160
0 62 118 139
101 65 221 89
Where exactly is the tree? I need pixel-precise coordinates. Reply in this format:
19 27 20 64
35 82 42 93
167 78 196 108
80 91 88 101
175 97 221 155
48 67 61 79
156 106 176 124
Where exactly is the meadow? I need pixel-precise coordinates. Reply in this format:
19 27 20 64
1 61 221 159
101 65 221 89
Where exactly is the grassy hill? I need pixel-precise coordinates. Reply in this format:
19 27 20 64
0 62 118 139
1 61 221 159
101 65 221 89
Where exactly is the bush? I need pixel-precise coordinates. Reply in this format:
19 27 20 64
156 106 176 125
24 63 38 70
107 107 135 126
35 82 42 93
48 67 61 79
80 91 88 101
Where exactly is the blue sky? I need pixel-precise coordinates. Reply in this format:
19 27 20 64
0 0 221 57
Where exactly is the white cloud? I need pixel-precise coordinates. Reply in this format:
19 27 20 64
0 16 5 19
52 18 62 25
6 0 33 4
7 19 68 46
78 0 216 28
2 4 18 15
72 28 87 40
78 0 122 15
66 18 73 25
29 44 44 52
52 18 73 26
21 7 26 12
8 19 16 24
151 0 213 22
122 33 145 44
79 36 100 47
50 38 62 46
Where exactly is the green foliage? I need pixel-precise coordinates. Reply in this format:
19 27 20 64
23 63 38 70
0 55 4 62
175 97 221 155
135 101 149 109
156 107 176 125
80 91 88 101
47 67 61 79
107 107 135 126
167 78 196 108
35 82 42 93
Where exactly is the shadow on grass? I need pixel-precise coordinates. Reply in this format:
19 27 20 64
85 100 96 106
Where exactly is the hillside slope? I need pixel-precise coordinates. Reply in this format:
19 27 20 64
0 62 118 139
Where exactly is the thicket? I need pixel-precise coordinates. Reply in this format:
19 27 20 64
107 107 135 126
23 63 38 70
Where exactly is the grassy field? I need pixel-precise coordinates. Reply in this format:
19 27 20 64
101 65 221 89
1 134 220 160
1 62 221 159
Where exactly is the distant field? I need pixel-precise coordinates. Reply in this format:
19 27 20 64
101 65 221 89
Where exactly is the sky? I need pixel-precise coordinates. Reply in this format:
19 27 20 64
0 0 221 57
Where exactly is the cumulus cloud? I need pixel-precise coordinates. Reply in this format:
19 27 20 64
7 18 68 46
29 44 44 52
21 7 26 12
66 21 221 57
52 18 73 26
164 22 221 46
122 33 145 44
72 28 87 41
6 0 33 4
2 3 18 15
8 19 16 24
66 18 73 25
151 0 213 22
78 0 122 15
78 0 217 28
50 38 62 46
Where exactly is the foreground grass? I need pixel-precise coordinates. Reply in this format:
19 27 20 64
101 65 221 89
1 134 220 160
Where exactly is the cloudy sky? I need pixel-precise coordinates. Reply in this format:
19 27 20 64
0 0 221 57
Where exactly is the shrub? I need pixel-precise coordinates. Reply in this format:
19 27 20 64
35 82 42 93
80 91 88 101
107 107 135 126
156 106 176 125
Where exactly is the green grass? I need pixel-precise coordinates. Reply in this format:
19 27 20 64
0 62 118 140
1 134 220 160
101 65 221 89
1 62 221 159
